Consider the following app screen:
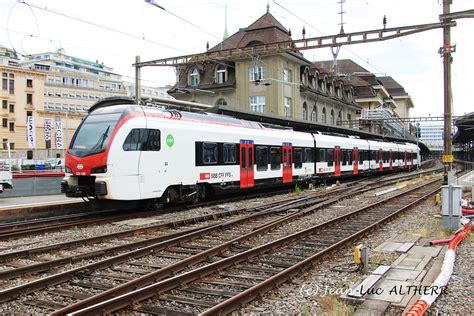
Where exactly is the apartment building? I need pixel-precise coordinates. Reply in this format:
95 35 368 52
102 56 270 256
1 46 46 159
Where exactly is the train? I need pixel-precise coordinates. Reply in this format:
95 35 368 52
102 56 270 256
61 97 419 206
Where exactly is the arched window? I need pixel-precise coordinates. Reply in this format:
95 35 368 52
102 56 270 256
189 68 199 86
216 98 227 106
347 113 352 128
215 65 227 84
311 106 317 122
329 82 335 95
330 109 335 125
302 102 308 120
322 107 327 123
336 111 342 126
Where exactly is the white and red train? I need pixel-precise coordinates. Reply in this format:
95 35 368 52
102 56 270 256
62 98 418 204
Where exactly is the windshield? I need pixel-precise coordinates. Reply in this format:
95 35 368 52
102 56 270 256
69 112 122 157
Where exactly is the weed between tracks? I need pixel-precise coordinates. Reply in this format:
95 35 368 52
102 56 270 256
307 296 355 315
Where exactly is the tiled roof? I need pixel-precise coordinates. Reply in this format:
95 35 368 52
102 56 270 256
246 12 288 33
377 76 408 96
209 12 291 52
312 59 370 75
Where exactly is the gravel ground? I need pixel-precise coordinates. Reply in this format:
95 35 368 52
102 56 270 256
242 187 473 315
0 192 297 254
120 176 444 315
0 173 449 314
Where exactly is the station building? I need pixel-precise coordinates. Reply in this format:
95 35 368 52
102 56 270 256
166 9 415 139
453 112 473 162
167 11 361 127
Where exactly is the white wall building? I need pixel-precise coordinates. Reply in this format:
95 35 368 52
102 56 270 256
124 82 175 101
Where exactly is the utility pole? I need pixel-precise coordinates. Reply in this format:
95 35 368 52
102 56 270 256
135 55 141 104
442 0 454 183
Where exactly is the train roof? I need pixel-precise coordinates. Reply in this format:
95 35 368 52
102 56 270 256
89 96 275 130
88 97 421 147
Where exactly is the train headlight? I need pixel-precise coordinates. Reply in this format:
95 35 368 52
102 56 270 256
91 165 107 174
65 166 72 173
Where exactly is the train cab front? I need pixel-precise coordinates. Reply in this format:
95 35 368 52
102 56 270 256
61 106 124 199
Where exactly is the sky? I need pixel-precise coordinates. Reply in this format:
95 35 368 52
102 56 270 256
0 0 472 118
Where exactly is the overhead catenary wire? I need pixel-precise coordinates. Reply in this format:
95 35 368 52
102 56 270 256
7 0 40 56
272 0 385 74
2 27 172 87
17 0 189 54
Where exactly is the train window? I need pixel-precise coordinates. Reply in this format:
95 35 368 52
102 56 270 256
249 147 253 167
347 150 352 165
223 143 236 164
370 150 376 162
147 130 161 151
327 149 334 166
123 128 160 151
304 148 312 163
294 148 303 169
202 142 217 164
123 129 141 151
318 148 326 163
270 147 281 170
256 146 269 171
359 150 363 164
241 147 246 170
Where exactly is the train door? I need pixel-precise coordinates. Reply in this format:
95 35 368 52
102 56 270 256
138 129 163 200
378 149 383 171
353 147 359 175
404 151 408 170
334 146 341 177
282 143 293 183
389 150 393 171
239 140 254 188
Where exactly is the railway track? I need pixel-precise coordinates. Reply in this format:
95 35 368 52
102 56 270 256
0 184 357 306
61 177 441 315
0 166 440 241
0 187 299 240
0 172 441 314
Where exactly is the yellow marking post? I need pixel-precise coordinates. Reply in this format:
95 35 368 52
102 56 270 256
442 155 454 163
354 244 363 264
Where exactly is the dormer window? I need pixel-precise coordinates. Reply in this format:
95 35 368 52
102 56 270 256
329 83 335 95
215 65 227 84
189 68 200 87
320 78 326 92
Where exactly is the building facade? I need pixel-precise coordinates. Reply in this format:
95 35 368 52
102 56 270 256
1 46 46 159
124 83 174 101
419 121 445 156
168 11 361 125
315 60 415 138
1 47 127 163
